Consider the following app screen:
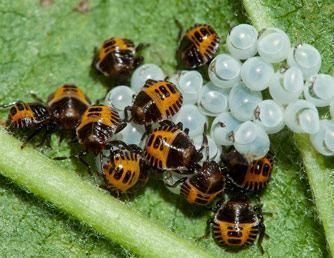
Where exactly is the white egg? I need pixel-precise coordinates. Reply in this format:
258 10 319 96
254 100 285 134
208 54 241 88
116 122 145 147
210 112 241 146
198 82 229 116
287 44 321 79
284 100 320 134
310 120 334 156
226 24 258 60
257 27 291 63
269 66 305 105
240 57 274 91
168 70 203 104
228 82 263 121
304 74 334 107
233 121 270 161
172 104 208 137
104 85 135 111
131 64 165 92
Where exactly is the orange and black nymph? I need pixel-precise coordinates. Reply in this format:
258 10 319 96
178 24 219 68
47 84 91 131
211 198 266 253
92 37 145 79
125 79 183 127
145 122 202 172
180 161 226 205
101 142 148 195
165 160 226 205
5 102 51 130
2 101 56 146
76 105 126 155
221 149 273 193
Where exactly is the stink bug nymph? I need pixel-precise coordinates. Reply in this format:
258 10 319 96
76 105 126 155
125 79 183 127
145 121 203 172
208 198 267 254
180 161 225 205
221 149 274 193
92 37 145 79
177 23 220 68
47 84 91 131
1 101 56 147
100 141 148 196
165 161 226 206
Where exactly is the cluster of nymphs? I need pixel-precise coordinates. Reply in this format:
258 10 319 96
2 22 330 253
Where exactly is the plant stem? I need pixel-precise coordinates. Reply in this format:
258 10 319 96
243 0 276 29
244 0 334 255
294 134 334 255
0 128 212 258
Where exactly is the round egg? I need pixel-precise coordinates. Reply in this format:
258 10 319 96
198 82 229 116
210 112 241 146
257 27 291 63
287 44 321 79
240 57 274 91
233 121 270 161
168 70 203 104
269 66 304 105
131 64 165 92
208 54 241 88
226 24 258 60
228 82 263 121
105 85 135 111
172 104 208 137
254 100 285 134
310 120 334 156
304 74 334 107
284 100 320 134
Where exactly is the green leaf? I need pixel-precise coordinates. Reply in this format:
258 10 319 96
0 0 332 257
